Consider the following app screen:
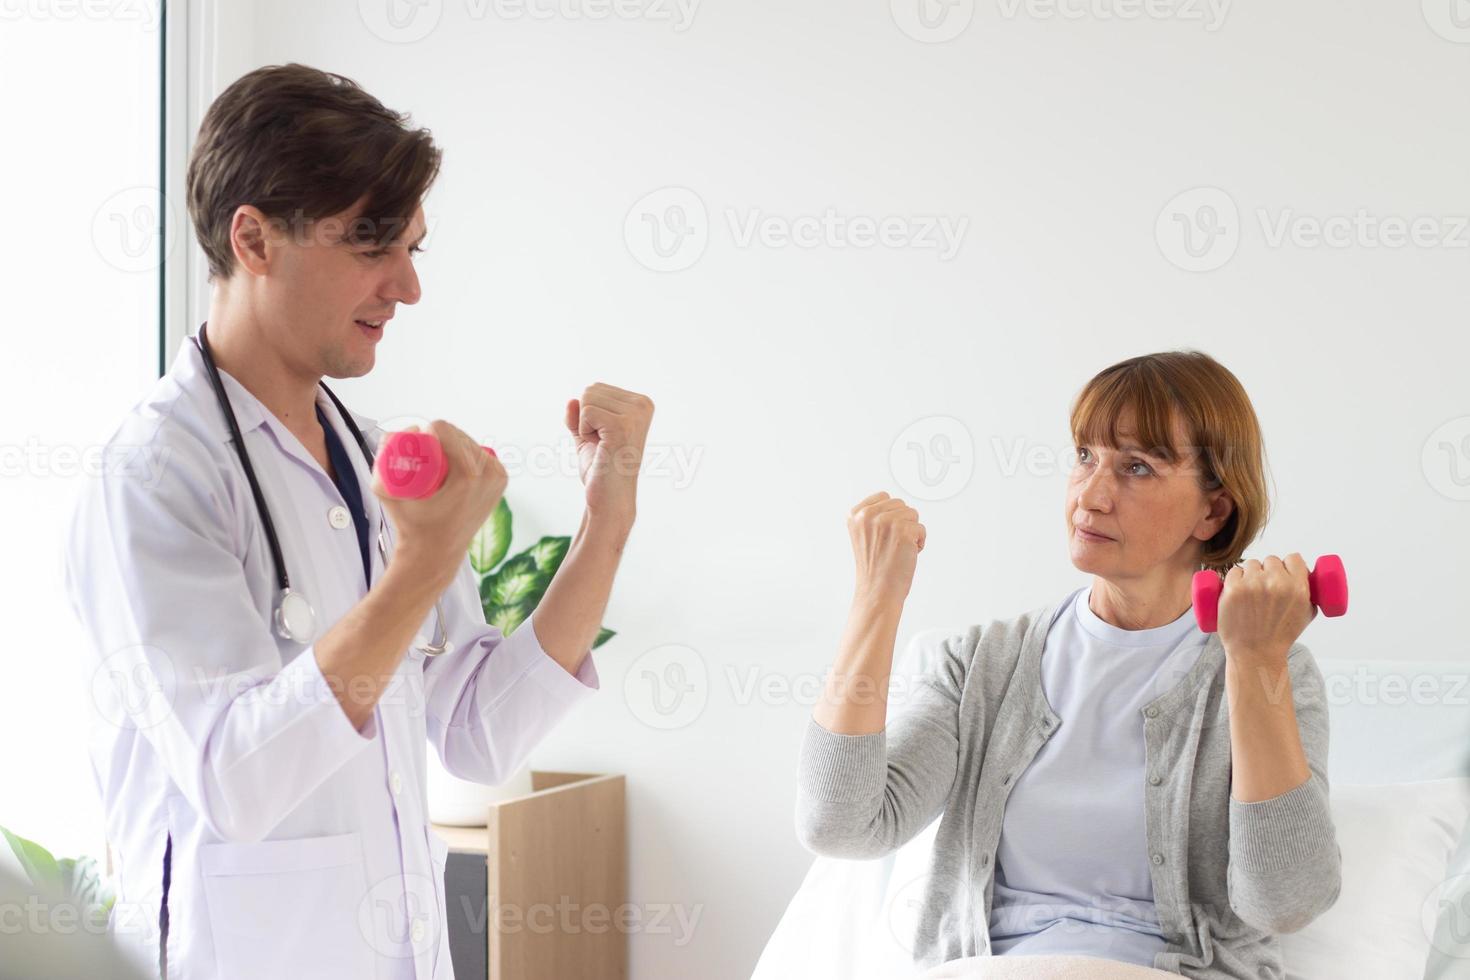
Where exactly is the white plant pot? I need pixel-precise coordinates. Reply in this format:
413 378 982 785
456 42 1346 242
426 755 535 826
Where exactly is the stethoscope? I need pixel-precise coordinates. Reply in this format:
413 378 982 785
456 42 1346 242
192 322 450 656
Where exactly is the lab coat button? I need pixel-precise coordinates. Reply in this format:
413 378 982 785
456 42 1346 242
411 919 426 943
1144 706 1159 718
1149 774 1162 786
390 771 403 795
1152 853 1165 865
328 505 350 529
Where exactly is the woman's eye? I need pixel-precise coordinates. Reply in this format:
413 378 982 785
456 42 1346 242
1075 448 1150 475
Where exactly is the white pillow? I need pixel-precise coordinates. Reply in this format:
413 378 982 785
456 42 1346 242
1281 778 1470 980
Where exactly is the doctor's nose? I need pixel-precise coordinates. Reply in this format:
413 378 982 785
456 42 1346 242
383 251 422 306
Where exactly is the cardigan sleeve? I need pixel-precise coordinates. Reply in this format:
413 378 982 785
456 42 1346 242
1225 642 1344 933
793 627 975 860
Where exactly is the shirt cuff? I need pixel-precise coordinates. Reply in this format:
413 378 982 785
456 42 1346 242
1228 776 1336 871
797 716 887 803
504 612 601 701
299 646 379 741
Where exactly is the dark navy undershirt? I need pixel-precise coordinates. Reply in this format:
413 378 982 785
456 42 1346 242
317 402 371 589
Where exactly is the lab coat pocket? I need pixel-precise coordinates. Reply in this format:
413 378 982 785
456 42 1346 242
425 827 453 979
199 832 373 980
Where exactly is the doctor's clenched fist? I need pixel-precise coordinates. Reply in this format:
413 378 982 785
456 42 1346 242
565 383 655 527
372 420 506 585
848 492 926 603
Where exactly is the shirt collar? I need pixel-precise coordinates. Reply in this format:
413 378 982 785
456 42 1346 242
173 328 347 446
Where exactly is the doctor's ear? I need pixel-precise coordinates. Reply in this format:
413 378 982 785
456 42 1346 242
228 205 277 278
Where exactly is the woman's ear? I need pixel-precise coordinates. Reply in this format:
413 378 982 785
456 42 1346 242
1200 488 1235 539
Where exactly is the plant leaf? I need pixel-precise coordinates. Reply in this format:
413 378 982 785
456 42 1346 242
61 855 115 928
468 500 618 658
469 498 513 575
0 825 62 892
486 598 534 636
484 554 539 607
526 536 570 573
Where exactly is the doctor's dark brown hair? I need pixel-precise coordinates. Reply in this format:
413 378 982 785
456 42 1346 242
1068 349 1271 576
185 63 442 281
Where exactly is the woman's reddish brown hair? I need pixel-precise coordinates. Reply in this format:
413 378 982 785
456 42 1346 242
1069 350 1271 574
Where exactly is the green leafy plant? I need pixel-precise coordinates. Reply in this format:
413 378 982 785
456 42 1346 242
471 498 615 649
1 825 115 929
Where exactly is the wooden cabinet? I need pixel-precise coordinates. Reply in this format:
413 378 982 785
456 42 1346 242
431 771 627 980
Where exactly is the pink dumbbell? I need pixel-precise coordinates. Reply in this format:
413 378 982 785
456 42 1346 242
375 430 497 499
1191 554 1349 633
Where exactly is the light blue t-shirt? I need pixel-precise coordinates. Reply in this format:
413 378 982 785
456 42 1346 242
987 584 1209 967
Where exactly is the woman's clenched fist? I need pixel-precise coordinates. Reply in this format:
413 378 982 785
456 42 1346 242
848 492 926 603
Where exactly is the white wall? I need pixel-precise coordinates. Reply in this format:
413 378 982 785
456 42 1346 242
2 9 162 864
192 1 1469 976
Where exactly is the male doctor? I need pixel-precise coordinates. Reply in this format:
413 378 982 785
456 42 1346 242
63 63 652 979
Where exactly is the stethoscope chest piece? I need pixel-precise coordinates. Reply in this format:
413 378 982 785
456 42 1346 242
275 589 317 644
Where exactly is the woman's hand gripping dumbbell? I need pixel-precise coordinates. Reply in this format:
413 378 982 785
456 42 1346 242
1191 554 1349 634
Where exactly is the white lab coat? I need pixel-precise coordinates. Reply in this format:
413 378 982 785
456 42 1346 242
63 338 600 980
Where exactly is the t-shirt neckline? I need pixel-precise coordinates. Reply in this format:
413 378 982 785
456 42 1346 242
1074 584 1199 648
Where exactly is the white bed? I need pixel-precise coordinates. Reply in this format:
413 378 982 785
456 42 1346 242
753 629 1470 980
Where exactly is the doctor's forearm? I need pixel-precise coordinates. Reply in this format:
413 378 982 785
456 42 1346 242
314 557 456 732
526 509 632 675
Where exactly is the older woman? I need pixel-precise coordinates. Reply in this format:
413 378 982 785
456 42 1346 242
795 350 1341 980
